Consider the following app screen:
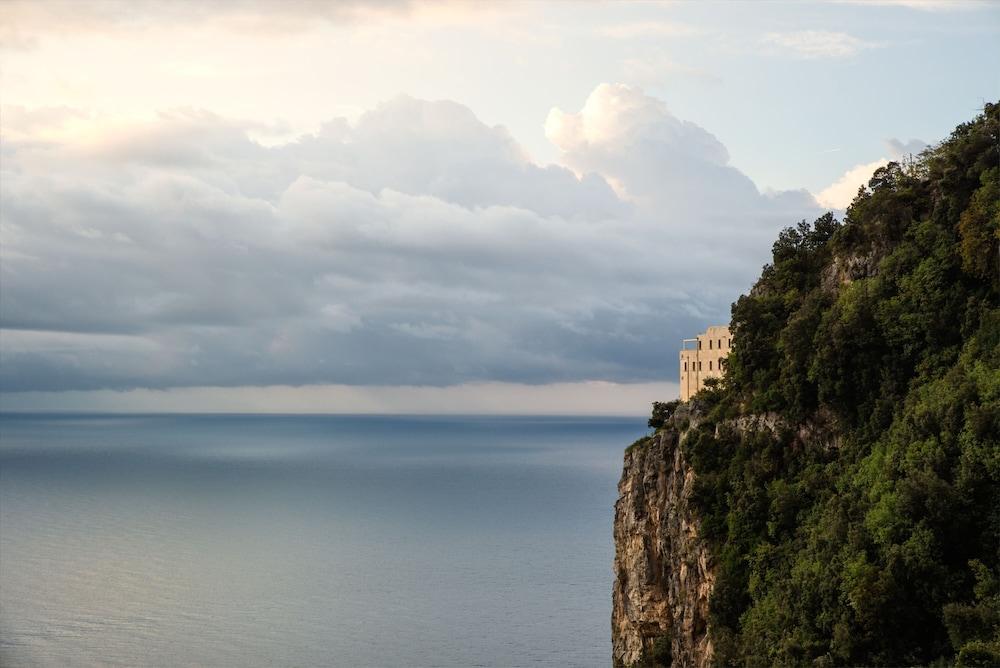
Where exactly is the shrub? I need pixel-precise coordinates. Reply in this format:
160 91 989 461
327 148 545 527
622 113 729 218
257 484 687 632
648 400 680 430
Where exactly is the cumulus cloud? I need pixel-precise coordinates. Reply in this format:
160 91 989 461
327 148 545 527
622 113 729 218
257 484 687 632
760 30 881 59
816 158 890 210
544 84 815 218
1 85 820 393
815 135 928 210
546 84 745 204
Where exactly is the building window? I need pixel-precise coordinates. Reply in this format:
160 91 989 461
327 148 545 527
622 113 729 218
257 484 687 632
709 361 713 370
684 362 687 371
698 341 702 350
718 339 722 348
709 339 713 350
698 361 702 371
728 338 731 347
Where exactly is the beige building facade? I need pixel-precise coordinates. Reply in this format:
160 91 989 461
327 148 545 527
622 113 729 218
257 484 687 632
679 325 732 401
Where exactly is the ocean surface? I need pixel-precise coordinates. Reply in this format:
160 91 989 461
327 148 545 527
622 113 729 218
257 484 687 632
0 413 645 667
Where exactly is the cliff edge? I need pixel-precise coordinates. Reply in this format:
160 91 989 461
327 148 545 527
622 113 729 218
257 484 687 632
612 406 714 667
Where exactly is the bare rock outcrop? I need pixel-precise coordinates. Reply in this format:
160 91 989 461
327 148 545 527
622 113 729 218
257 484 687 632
611 418 714 667
820 248 881 292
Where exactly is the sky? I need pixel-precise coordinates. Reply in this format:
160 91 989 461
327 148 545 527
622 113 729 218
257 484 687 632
1 0 998 414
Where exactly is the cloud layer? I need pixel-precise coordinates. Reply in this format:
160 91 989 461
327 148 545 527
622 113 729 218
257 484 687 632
1 84 821 393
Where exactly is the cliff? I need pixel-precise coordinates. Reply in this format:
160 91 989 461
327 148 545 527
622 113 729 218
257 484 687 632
612 407 714 667
611 406 810 667
612 102 999 667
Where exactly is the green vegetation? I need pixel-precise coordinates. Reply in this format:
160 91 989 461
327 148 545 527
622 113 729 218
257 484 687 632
682 102 1000 666
634 636 672 667
626 435 653 454
648 400 681 430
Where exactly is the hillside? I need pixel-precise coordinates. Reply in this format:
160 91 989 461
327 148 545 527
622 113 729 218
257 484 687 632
613 102 999 667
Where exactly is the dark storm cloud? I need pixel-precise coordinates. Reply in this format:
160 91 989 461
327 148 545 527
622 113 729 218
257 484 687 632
0 86 821 392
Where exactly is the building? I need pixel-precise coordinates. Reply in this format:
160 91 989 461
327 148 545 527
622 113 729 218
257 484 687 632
679 325 732 401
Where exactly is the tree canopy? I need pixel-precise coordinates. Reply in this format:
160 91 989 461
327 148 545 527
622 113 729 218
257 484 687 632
679 102 999 666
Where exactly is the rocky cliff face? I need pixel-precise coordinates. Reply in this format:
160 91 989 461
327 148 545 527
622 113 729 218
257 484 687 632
612 410 715 667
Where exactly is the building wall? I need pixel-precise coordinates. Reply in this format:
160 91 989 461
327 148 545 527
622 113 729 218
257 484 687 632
679 325 732 401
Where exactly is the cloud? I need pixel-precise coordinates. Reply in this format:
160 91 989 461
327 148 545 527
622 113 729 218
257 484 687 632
0 0 358 49
0 0 524 50
544 84 810 217
1 85 820 395
816 158 889 209
622 52 722 86
599 21 705 39
760 30 881 59
835 0 993 10
885 137 928 160
814 135 928 210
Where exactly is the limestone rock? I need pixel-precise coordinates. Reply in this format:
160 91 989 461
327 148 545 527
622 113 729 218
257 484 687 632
611 414 714 667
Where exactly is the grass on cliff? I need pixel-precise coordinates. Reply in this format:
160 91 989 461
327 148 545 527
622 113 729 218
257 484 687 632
626 435 653 454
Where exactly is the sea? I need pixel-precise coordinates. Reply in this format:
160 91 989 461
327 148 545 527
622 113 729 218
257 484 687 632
0 413 646 667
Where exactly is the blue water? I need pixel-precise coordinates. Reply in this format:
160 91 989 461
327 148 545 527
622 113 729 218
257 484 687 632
0 413 644 667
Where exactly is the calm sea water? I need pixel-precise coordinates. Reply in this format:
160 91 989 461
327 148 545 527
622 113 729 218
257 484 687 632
0 413 644 667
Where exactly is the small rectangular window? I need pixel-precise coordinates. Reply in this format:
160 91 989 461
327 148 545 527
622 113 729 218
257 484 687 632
709 339 713 350
718 339 722 348
684 361 687 371
698 341 702 350
709 361 713 370
698 361 702 371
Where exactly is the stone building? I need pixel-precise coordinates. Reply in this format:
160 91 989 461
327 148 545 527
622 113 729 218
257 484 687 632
679 325 731 401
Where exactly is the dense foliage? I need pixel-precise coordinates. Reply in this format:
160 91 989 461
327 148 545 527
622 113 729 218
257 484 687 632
648 400 681 430
681 103 999 666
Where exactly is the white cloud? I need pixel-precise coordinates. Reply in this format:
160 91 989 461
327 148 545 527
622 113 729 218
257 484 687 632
1 85 820 397
814 136 929 210
816 158 889 209
760 30 881 59
544 83 799 220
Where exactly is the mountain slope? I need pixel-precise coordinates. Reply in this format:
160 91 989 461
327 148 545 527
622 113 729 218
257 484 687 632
613 102 999 667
